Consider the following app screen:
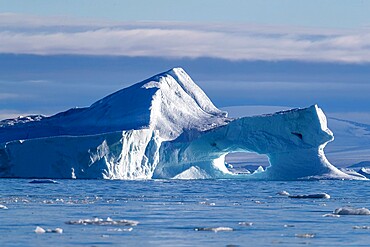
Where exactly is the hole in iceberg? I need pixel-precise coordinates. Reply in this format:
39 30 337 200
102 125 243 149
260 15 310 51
225 152 269 174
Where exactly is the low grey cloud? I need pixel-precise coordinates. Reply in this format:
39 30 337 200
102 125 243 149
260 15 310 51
1 13 370 63
0 93 20 100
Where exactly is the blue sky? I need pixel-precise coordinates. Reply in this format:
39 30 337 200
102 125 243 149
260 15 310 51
2 0 370 28
1 1 370 123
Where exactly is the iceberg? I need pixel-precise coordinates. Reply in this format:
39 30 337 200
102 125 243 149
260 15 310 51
0 68 359 180
334 207 370 215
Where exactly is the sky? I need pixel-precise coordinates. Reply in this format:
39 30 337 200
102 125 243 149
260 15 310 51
2 0 370 28
1 1 370 124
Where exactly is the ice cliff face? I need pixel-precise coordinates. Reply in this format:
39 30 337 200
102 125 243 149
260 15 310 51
0 68 358 180
156 105 349 180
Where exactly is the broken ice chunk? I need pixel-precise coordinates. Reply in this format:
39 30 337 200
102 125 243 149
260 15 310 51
194 227 233 232
29 179 58 184
34 226 63 234
353 226 370 229
295 233 315 238
323 213 340 218
47 228 63 234
289 193 330 199
277 191 290 196
238 222 253 226
66 217 139 226
107 228 133 232
334 207 370 215
34 226 46 234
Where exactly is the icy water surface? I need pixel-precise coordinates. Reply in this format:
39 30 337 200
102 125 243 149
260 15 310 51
1 179 370 246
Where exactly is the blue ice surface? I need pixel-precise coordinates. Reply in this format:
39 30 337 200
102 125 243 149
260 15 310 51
1 179 370 246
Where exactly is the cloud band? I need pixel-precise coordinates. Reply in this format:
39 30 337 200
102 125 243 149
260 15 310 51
1 13 370 63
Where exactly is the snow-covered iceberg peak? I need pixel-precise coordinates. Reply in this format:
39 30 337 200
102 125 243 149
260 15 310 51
0 68 359 180
140 67 228 140
0 67 227 144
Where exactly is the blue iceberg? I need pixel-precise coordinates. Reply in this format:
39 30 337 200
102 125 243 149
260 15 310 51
0 68 359 180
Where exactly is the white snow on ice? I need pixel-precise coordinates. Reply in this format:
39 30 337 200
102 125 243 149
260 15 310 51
34 226 63 234
277 191 290 196
0 68 362 180
194 227 234 232
66 217 139 226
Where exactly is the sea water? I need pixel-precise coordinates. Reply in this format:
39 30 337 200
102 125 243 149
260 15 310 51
1 179 370 246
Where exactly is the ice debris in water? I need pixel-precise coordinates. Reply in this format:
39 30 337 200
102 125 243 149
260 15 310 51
34 226 63 234
323 213 340 218
295 233 315 238
289 193 330 199
66 217 139 226
34 226 45 234
0 204 8 209
277 191 290 196
353 226 370 229
334 207 370 215
107 228 133 232
49 228 63 234
199 201 215 206
238 222 253 226
194 227 234 232
29 179 58 184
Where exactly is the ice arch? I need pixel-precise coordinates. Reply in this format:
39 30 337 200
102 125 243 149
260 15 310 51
225 151 269 172
153 105 349 180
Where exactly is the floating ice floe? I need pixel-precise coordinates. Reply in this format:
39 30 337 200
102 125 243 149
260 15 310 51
277 191 290 196
295 233 315 238
238 222 253 226
334 207 370 215
353 226 370 229
194 227 234 232
34 226 45 234
66 217 139 226
34 226 63 234
107 228 133 232
288 193 330 199
199 201 215 206
0 204 8 209
323 213 340 218
49 228 63 233
29 179 58 184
